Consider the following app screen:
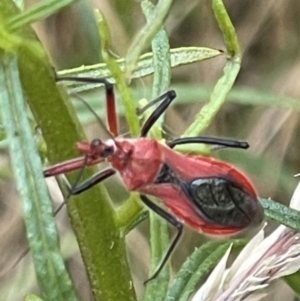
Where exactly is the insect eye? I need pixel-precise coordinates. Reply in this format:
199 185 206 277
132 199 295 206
101 146 114 157
91 139 102 149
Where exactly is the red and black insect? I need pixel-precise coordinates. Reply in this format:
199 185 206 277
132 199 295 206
44 77 264 282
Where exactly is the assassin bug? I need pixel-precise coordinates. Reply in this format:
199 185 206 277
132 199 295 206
44 77 264 283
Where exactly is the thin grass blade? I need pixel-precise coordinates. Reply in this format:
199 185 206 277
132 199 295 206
0 53 79 301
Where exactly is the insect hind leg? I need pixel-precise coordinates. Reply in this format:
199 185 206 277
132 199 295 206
140 194 183 284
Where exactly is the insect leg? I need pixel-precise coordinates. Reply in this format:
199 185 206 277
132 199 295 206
140 194 183 284
49 167 115 215
139 90 177 137
66 168 116 195
167 136 249 150
56 76 118 136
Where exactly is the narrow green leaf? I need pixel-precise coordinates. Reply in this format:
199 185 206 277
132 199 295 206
181 0 241 140
166 241 225 301
58 47 222 91
166 240 245 301
141 1 172 299
0 15 44 58
125 0 174 79
182 57 240 138
144 1 171 97
142 211 171 301
2 229 83 300
260 198 300 232
8 0 79 31
0 54 79 301
212 0 240 56
143 0 171 139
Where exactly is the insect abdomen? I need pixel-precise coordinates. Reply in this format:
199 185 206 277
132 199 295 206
186 177 261 228
155 164 263 231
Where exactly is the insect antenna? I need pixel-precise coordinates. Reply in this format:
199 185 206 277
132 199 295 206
64 153 90 197
56 76 118 137
72 93 115 141
72 90 125 154
58 76 125 152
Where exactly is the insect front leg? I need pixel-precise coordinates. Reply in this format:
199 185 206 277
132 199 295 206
139 194 183 284
65 168 116 196
51 168 115 215
138 90 177 137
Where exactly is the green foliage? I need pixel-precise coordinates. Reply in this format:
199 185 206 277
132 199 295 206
0 54 79 301
1 0 300 301
165 239 245 301
8 0 79 30
125 0 174 79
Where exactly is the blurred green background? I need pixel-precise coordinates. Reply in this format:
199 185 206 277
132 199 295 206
1 0 300 300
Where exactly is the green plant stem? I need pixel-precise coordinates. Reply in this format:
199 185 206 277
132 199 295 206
125 0 174 79
97 10 140 137
183 58 240 138
142 1 171 300
212 0 240 56
115 193 144 230
182 0 241 140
